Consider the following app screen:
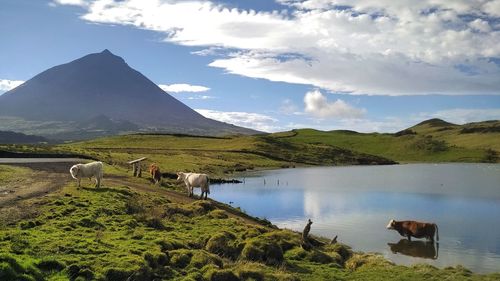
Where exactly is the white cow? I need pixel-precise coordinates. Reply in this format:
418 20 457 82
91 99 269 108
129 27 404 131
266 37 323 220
70 161 103 188
176 172 210 199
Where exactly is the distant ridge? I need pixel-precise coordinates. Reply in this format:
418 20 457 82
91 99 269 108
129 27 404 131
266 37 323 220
414 118 457 128
0 50 259 139
0 131 47 144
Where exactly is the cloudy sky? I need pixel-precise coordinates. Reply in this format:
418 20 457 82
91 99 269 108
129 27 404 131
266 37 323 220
1 0 499 132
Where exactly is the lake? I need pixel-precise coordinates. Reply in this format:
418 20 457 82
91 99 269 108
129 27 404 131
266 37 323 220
209 164 500 273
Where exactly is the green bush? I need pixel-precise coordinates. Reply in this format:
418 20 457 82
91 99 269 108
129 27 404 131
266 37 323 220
36 258 66 272
189 250 223 269
204 268 240 281
240 238 283 266
205 232 239 259
170 250 192 268
104 267 134 281
156 238 186 251
144 252 169 269
208 210 228 219
0 255 43 281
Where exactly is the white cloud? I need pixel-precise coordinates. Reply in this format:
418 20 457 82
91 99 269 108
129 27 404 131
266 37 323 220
0 79 24 93
304 90 365 118
195 109 279 132
51 0 88 6
416 108 500 124
469 19 491 33
187 95 216 100
158 83 210 93
55 0 500 95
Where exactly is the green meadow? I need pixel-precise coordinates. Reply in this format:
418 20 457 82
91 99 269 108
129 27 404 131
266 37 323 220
0 118 499 280
1 163 499 281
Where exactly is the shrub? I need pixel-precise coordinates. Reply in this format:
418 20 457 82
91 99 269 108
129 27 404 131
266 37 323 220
78 216 104 229
0 255 43 281
170 250 192 268
345 253 393 271
19 221 37 230
205 232 239 259
156 238 186 252
240 238 283 266
10 234 30 254
144 252 169 269
324 243 352 264
36 258 66 272
260 231 299 252
204 269 240 281
235 263 266 281
125 196 144 214
208 210 228 219
189 251 223 269
308 250 333 264
104 267 134 281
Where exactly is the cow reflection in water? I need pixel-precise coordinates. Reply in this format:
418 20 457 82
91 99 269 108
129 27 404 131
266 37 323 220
388 239 439 260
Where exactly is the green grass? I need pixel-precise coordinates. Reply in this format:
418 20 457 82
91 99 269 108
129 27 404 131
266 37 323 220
1 176 498 281
0 165 32 183
51 133 394 178
279 129 488 163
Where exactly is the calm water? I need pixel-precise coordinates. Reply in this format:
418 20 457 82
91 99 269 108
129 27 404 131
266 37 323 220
208 164 500 273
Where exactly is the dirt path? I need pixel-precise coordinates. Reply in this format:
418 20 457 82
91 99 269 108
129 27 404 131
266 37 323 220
0 161 81 208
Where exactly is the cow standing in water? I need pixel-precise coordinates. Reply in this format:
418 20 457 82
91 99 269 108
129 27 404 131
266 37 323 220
386 219 439 242
176 172 210 199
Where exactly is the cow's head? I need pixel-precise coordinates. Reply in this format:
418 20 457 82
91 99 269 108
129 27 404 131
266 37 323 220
386 219 396 229
176 172 185 181
69 165 80 179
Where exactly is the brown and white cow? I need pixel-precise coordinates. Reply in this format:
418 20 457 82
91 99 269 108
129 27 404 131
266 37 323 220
386 219 439 242
149 163 162 184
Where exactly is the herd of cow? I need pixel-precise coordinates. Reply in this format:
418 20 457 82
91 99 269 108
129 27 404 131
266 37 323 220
68 161 210 199
69 161 440 243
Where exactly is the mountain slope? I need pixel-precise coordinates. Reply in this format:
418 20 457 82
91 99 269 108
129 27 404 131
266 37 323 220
0 131 47 144
268 119 499 163
0 50 258 138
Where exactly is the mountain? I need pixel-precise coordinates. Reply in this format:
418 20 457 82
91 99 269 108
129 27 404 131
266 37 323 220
0 49 258 139
0 131 48 144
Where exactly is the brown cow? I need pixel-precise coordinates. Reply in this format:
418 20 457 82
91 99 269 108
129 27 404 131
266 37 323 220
386 219 439 242
149 163 162 184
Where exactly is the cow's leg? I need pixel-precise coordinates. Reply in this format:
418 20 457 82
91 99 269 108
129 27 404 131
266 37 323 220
407 235 411 241
96 177 101 188
77 178 81 187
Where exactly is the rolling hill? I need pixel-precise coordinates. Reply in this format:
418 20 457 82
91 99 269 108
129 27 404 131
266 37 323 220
0 50 258 139
272 118 499 163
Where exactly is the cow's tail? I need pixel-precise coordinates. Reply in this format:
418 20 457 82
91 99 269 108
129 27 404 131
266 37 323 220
434 223 439 242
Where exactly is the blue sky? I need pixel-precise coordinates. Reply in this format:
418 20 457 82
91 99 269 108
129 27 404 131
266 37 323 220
1 0 499 132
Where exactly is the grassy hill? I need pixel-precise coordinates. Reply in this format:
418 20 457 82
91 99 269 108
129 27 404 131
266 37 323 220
55 133 395 177
1 164 499 281
271 119 499 163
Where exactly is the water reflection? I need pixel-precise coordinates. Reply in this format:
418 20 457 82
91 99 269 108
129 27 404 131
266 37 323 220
388 239 439 260
210 164 500 273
